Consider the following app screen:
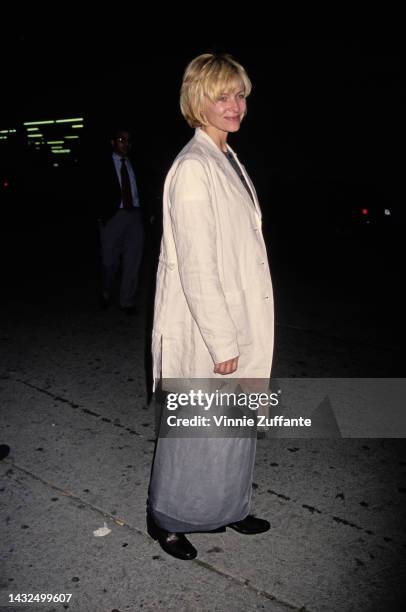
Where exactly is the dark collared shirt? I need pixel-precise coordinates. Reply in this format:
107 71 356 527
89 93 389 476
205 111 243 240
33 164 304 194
223 150 254 203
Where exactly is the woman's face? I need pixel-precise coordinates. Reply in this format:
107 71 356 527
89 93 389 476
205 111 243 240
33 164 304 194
203 83 247 134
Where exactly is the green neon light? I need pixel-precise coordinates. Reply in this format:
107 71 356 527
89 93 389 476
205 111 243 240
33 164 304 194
27 127 39 131
47 141 64 145
0 136 8 140
65 135 79 139
0 130 9 134
55 118 84 123
52 149 71 154
71 124 83 129
23 120 55 126
28 133 43 137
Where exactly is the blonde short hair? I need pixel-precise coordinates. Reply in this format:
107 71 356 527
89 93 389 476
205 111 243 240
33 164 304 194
180 53 252 128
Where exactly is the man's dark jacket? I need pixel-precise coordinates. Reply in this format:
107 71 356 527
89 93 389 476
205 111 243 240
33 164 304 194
92 155 143 225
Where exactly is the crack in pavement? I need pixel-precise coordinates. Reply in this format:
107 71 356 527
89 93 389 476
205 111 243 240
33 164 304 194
16 379 142 437
266 488 405 551
3 461 313 612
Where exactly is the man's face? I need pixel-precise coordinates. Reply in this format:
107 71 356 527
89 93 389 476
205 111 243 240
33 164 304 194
111 131 132 157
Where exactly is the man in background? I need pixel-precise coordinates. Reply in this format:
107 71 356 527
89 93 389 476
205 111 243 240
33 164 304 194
96 128 144 315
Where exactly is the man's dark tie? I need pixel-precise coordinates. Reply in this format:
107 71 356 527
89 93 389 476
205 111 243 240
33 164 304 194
120 158 133 210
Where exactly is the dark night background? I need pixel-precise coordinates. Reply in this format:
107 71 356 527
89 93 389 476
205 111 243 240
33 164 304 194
0 34 404 374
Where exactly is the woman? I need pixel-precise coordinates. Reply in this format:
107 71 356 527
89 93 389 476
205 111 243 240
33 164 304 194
147 53 274 560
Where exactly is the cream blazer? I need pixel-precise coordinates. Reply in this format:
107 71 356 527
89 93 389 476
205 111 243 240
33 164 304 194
152 128 274 385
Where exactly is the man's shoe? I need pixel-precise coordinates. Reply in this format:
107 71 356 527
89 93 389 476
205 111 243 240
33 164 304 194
227 515 270 534
0 444 10 461
146 513 197 560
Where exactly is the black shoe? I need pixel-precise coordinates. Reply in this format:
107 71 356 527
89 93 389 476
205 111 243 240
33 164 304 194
227 515 270 534
146 513 197 560
0 444 10 461
100 294 110 310
120 305 138 316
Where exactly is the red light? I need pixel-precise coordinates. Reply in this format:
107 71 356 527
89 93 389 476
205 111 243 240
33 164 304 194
361 208 368 215
3 180 9 188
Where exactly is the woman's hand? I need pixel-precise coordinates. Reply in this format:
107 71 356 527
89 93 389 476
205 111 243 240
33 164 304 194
214 356 239 375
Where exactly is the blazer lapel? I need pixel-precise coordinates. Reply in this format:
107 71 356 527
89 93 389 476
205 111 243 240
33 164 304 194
224 144 262 218
194 129 261 219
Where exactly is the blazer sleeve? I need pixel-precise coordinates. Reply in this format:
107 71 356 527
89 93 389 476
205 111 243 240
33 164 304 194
169 157 239 365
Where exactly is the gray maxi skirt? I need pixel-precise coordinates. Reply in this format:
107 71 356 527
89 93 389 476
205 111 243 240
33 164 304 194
148 434 257 532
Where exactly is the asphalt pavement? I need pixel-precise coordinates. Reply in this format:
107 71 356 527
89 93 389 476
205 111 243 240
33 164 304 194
1 224 405 611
